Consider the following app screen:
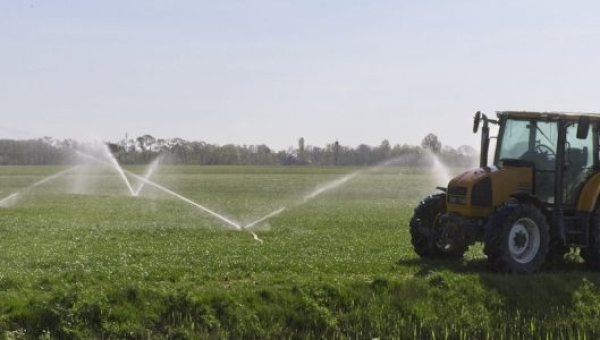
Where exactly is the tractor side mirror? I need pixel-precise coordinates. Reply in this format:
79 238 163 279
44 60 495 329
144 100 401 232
473 111 482 133
577 116 590 139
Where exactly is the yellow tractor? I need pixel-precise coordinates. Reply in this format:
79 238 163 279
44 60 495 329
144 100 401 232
410 111 600 272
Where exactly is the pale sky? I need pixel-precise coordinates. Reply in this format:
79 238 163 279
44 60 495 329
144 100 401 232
2 1 600 150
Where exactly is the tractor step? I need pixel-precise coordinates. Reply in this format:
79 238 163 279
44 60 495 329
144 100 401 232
563 214 589 246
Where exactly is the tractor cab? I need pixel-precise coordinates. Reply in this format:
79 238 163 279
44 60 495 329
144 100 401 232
410 111 600 273
491 112 596 207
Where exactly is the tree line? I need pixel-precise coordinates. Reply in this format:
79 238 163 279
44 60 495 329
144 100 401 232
0 133 478 167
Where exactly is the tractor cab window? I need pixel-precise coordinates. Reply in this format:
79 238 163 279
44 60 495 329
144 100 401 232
564 121 595 204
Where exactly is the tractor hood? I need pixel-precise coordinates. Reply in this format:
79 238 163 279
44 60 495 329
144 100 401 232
449 167 493 187
446 166 533 217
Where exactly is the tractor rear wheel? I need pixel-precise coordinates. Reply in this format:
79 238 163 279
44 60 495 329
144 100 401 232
580 204 600 270
484 203 549 273
409 194 467 259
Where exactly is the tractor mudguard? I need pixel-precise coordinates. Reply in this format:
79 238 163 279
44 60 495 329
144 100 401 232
577 173 600 213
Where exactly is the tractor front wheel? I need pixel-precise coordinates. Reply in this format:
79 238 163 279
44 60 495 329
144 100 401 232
484 203 549 273
409 194 467 259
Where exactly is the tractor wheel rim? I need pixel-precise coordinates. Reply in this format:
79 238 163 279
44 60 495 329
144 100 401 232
508 217 541 264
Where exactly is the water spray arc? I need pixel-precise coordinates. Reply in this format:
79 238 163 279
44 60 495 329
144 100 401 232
75 148 137 197
78 148 264 238
0 148 429 243
302 171 361 202
242 169 365 231
0 193 20 207
133 156 162 196
75 149 246 232
4 146 447 244
241 155 421 231
123 169 243 230
30 166 81 188
243 207 286 231
0 166 80 207
426 150 452 186
101 144 137 196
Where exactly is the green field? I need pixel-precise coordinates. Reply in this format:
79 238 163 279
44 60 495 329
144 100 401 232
1 165 600 339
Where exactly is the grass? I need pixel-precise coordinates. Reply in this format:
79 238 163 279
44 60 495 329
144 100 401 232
0 165 599 338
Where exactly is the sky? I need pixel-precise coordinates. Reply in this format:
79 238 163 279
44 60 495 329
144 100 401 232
2 1 600 151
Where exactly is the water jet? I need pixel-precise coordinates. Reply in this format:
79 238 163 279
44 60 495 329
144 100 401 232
101 143 136 196
243 207 286 230
426 151 453 187
0 166 80 207
134 156 162 196
124 169 242 230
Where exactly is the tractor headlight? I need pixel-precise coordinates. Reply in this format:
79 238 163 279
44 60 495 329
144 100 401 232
448 186 467 205
448 195 467 205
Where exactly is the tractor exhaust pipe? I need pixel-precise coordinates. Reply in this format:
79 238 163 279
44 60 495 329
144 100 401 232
474 111 490 168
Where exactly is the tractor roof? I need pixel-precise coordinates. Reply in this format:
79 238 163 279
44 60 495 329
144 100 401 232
497 111 600 121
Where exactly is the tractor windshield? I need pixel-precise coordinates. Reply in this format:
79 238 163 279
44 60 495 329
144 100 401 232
496 119 531 161
496 118 558 168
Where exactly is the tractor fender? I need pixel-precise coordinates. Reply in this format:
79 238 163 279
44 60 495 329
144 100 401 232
484 204 517 232
504 194 551 221
484 194 548 232
509 193 547 212
576 173 600 213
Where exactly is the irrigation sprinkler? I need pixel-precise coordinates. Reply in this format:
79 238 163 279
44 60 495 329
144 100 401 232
243 207 286 230
123 169 243 230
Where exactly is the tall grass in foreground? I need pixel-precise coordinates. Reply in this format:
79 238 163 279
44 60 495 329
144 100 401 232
0 165 599 338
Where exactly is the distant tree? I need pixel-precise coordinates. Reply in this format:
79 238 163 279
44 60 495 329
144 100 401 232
298 137 306 164
168 138 189 164
421 133 442 154
156 138 167 152
136 134 157 162
375 139 391 162
255 144 274 165
218 144 238 165
108 142 129 163
309 146 324 165
356 144 372 165
333 140 339 165
276 150 290 165
442 145 456 154
0 132 478 167
457 145 478 157
107 143 120 154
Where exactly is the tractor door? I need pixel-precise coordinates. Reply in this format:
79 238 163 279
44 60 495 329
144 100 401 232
564 122 595 205
496 119 558 203
527 120 559 203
